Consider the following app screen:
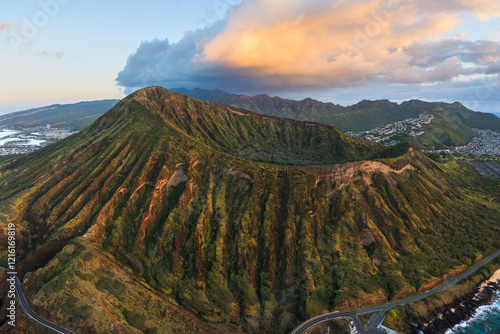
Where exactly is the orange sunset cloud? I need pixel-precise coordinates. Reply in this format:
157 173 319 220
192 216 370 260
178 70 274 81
117 0 500 92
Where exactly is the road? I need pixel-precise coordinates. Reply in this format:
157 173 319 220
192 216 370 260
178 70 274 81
1 267 75 334
291 249 500 334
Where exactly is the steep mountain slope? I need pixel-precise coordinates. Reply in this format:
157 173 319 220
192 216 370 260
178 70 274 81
132 87 383 165
172 88 500 149
0 100 119 131
0 87 499 334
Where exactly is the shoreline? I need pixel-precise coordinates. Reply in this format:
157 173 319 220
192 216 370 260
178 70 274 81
418 268 500 334
445 290 500 333
479 268 500 289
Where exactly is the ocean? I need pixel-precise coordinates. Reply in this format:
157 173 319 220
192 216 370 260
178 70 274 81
445 290 500 334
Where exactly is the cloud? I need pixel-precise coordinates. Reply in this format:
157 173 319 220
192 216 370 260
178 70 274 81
38 50 66 59
406 39 500 66
116 0 500 93
0 22 16 31
486 62 500 74
116 22 234 91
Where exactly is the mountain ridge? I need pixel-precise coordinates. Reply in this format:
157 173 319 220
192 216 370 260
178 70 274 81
4 88 499 151
126 87 384 165
171 88 500 149
0 100 120 131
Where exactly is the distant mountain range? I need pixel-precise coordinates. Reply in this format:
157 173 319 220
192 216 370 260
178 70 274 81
1 87 499 333
171 88 500 150
0 100 119 131
2 88 499 150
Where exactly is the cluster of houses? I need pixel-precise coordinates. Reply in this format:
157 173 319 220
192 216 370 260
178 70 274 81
427 129 500 157
348 114 434 146
0 126 76 156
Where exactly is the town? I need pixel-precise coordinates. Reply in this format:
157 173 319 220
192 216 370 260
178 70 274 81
0 125 76 156
347 114 435 146
426 129 500 157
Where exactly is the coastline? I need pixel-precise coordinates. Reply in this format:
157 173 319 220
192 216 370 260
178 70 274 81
445 290 500 333
479 268 500 289
418 268 500 333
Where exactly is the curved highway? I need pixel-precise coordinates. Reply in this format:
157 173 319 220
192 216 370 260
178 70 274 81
1 267 75 334
291 249 500 334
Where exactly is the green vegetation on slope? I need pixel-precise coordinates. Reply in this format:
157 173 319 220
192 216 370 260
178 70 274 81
173 88 500 150
131 87 383 165
4 87 498 151
0 87 499 334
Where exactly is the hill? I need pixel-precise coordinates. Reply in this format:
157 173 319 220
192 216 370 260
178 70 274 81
172 88 500 149
0 87 499 334
0 100 119 131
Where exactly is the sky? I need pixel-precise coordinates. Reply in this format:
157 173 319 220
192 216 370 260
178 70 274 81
1 0 500 115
